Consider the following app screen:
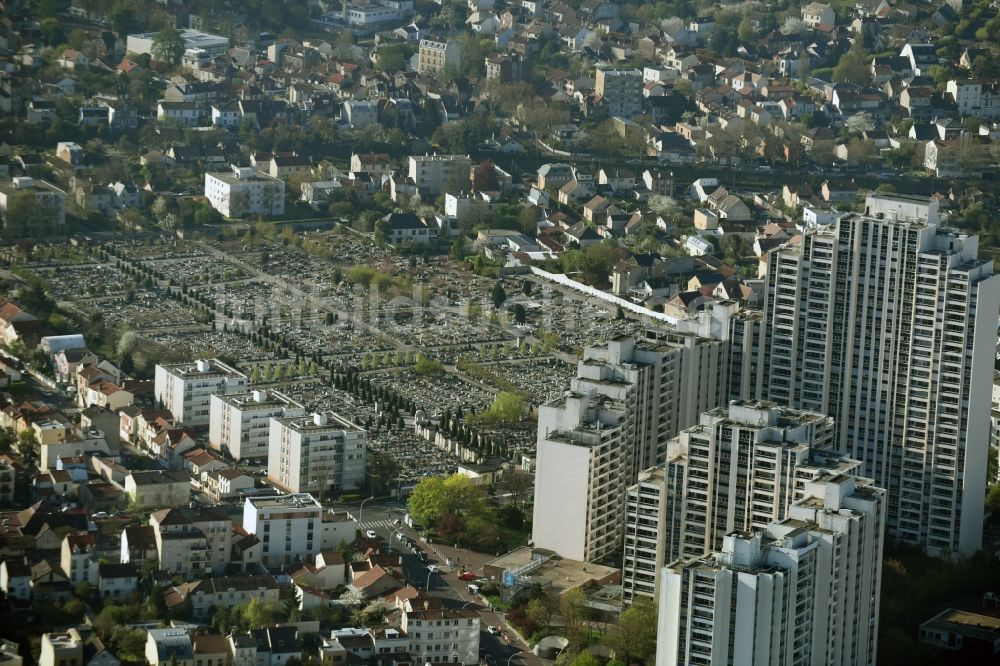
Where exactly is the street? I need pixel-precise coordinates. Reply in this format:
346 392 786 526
351 501 544 666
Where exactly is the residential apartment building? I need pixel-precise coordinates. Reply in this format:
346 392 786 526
946 79 1000 119
656 475 886 666
532 390 629 562
155 358 248 426
582 330 728 472
39 633 82 666
760 197 1000 557
408 154 473 196
595 67 642 118
209 389 306 461
145 629 193 666
532 330 727 562
621 400 859 604
417 39 461 75
149 506 233 576
165 575 281 619
267 412 367 496
400 609 481 665
123 470 190 510
242 494 325 568
204 165 285 219
0 177 67 229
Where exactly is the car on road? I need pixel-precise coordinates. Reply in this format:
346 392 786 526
458 571 477 581
366 529 378 538
427 564 440 573
487 627 502 636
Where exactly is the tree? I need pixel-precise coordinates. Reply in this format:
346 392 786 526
491 281 506 309
561 587 590 643
526 593 558 632
512 304 526 325
608 597 657 665
414 353 444 375
833 43 871 84
3 191 60 240
151 28 185 66
781 17 807 35
518 206 538 235
375 43 412 72
16 430 36 462
473 161 500 191
0 428 13 455
579 242 619 286
571 654 601 666
478 391 525 424
986 484 1000 514
242 598 282 629
407 473 489 527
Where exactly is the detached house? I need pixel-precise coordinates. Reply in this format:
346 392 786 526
801 2 835 27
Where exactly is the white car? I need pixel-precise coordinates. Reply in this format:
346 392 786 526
427 564 440 573
366 529 378 538
487 626 501 636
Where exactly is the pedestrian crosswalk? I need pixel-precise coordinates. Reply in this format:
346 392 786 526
357 519 401 531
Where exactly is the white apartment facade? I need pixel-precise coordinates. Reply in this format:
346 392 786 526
531 391 629 562
656 475 886 666
267 412 367 495
209 389 306 461
532 329 728 563
204 165 285 219
39 633 82 666
946 79 1000 120
400 609 481 665
408 154 473 196
595 67 643 118
155 359 248 426
761 201 1000 557
621 400 859 604
582 330 728 473
242 494 324 568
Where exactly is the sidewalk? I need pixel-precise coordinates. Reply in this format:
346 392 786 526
408 534 545 666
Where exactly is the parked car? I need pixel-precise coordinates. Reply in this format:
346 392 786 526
459 571 478 581
487 627 501 636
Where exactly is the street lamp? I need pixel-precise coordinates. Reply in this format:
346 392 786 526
358 495 376 524
507 651 526 666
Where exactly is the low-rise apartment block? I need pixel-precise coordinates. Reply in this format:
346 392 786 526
0 177 67 229
209 389 305 461
204 165 285 219
408 154 472 197
267 412 366 496
243 493 325 568
155 359 248 426
417 39 461 75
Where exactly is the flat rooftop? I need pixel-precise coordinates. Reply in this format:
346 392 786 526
246 493 321 510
